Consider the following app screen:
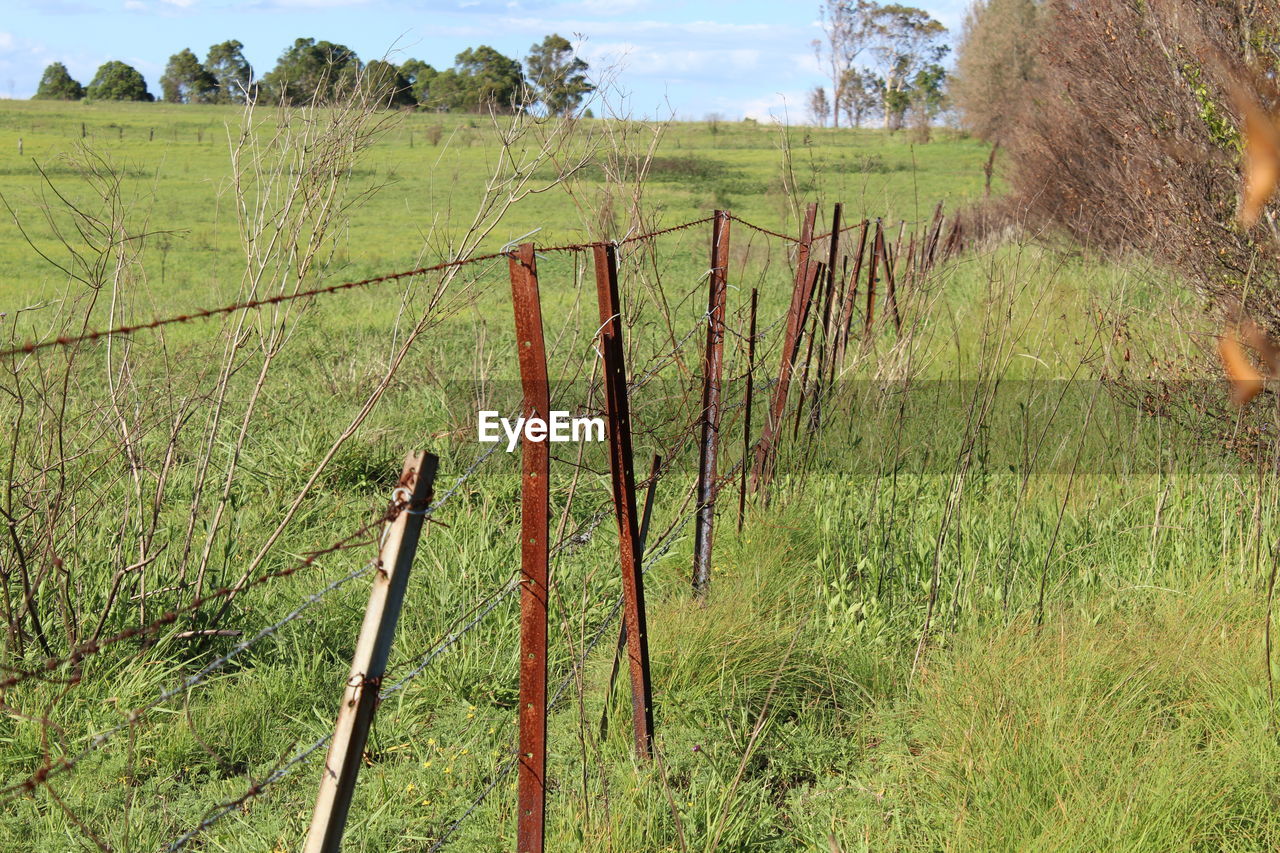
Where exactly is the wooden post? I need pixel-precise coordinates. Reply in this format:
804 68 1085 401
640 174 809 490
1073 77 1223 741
510 244 551 853
692 210 731 599
304 452 439 853
749 202 819 495
593 242 655 759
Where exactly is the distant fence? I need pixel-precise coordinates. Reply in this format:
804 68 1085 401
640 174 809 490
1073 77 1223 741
0 203 965 852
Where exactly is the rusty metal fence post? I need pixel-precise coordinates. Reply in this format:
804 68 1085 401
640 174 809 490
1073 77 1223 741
692 210 731 599
593 243 655 759
304 451 438 853
810 203 842 431
864 220 883 338
834 220 870 369
749 202 818 496
509 244 551 853
884 223 903 335
738 287 758 533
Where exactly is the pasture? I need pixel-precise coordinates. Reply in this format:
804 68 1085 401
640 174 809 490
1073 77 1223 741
0 98 1273 852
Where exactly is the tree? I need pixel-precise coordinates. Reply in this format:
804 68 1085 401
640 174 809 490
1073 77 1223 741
205 40 253 104
952 0 1043 143
454 45 527 113
33 62 84 101
808 86 831 127
814 1 881 128
525 34 593 116
260 38 361 105
86 61 153 102
837 67 881 127
361 59 415 108
425 68 467 111
160 48 218 103
909 62 947 119
872 4 948 130
399 59 437 106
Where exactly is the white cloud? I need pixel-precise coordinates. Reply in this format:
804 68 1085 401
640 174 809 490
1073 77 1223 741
579 41 764 78
500 16 777 40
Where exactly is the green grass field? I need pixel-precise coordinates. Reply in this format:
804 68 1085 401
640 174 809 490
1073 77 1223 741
0 99 1274 853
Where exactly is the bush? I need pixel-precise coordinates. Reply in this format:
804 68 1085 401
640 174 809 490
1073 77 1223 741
1000 0 1280 323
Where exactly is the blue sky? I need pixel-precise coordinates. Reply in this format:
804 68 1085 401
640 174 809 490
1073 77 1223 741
0 0 969 119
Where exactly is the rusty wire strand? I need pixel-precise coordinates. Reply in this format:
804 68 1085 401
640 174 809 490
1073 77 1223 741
0 214 742 360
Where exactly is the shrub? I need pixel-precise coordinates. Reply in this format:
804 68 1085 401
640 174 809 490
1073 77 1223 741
1000 0 1280 322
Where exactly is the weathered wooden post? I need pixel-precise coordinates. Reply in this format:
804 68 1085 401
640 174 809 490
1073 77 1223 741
304 452 438 853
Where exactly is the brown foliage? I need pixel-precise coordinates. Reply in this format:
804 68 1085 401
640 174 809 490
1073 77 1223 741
1003 0 1280 321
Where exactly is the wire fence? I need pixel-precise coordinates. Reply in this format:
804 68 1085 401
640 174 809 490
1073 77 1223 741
0 204 965 852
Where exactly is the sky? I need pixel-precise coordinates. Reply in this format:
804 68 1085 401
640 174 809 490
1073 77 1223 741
0 0 969 120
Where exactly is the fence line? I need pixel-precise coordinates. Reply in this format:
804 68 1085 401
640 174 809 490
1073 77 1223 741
0 211 942 363
0 215 778 361
1 201 967 852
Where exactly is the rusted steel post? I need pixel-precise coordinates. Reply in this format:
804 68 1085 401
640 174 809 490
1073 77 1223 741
835 220 870 368
738 287 759 533
891 221 906 281
305 452 438 853
509 244 551 853
692 210 731 599
942 217 963 259
592 242 655 759
864 220 883 337
811 204 842 430
925 202 945 269
792 261 827 440
885 224 903 335
904 233 917 296
749 203 819 494
600 453 661 744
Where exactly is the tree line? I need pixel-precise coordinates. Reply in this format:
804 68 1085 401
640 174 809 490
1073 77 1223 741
32 34 593 115
808 1 949 130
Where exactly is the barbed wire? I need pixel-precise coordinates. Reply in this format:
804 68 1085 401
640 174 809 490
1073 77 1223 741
0 214 775 361
153 439 508 850
0 560 377 803
2 434 511 808
7 204 945 848
0 514 393 694
425 484 696 852
727 215 802 244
